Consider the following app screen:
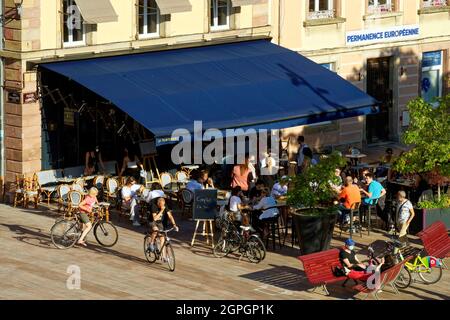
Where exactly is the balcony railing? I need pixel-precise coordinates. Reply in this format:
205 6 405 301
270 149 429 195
367 3 394 15
422 0 448 8
307 9 336 20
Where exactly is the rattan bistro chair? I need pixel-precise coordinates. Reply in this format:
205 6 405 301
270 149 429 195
104 178 119 205
56 184 71 213
160 172 173 190
67 190 83 217
13 174 26 208
24 176 40 209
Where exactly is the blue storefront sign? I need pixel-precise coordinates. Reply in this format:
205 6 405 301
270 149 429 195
346 25 420 46
422 51 442 68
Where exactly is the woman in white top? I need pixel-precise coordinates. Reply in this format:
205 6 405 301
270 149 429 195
252 188 279 234
227 186 247 222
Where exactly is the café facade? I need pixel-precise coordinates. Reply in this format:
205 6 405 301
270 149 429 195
1 0 450 190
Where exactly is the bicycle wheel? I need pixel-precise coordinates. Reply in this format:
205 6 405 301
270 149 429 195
143 235 157 263
165 244 176 272
418 264 442 284
94 221 118 247
245 242 262 264
51 219 80 249
213 238 231 258
395 267 412 289
248 235 266 261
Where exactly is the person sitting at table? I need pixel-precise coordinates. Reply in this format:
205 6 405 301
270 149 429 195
337 176 362 225
140 182 165 204
200 170 215 189
121 177 141 227
227 186 246 223
380 148 394 165
360 173 386 219
77 187 99 247
231 156 251 194
248 180 266 204
271 177 289 199
186 170 205 192
84 146 105 176
251 188 279 236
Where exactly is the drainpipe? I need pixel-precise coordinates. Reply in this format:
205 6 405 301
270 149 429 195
0 0 4 180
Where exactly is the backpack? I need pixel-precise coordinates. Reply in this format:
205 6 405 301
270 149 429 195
332 266 346 277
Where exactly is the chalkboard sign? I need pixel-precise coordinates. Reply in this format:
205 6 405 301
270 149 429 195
193 189 218 220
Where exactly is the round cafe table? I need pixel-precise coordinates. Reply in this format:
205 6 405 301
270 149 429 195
181 165 199 175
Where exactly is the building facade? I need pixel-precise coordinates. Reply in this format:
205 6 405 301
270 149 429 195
273 0 450 153
0 0 272 186
1 0 449 186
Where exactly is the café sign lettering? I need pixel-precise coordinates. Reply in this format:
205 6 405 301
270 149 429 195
346 25 420 46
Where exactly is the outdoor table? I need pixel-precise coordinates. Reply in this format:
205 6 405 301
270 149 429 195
345 154 367 166
56 177 76 184
389 179 416 199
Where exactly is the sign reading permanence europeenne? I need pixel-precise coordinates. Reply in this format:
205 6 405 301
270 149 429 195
346 25 420 46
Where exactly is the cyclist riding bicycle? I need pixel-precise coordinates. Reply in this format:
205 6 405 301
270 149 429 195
148 197 179 257
77 187 99 247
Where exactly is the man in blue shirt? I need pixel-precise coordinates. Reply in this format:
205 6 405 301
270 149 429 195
186 170 204 192
360 173 386 205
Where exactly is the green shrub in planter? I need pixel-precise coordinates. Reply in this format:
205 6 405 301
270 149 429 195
287 152 346 254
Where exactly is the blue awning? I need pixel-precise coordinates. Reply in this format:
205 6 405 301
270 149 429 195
41 40 378 140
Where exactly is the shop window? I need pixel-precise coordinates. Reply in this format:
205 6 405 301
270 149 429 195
422 0 448 8
63 0 86 47
421 51 443 104
210 0 231 30
138 0 160 38
367 0 395 15
308 0 335 20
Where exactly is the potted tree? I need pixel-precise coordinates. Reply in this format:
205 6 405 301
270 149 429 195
394 95 450 232
287 151 346 254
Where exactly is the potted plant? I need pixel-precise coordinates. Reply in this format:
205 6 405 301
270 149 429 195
409 194 450 234
287 151 346 254
394 95 450 232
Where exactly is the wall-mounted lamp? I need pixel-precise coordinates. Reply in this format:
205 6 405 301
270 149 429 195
0 0 24 26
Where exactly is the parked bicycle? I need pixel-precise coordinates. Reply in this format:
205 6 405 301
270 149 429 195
368 237 443 289
50 204 119 249
213 214 266 263
144 227 177 272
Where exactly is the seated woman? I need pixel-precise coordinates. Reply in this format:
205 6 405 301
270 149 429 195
251 188 279 235
227 186 247 223
121 177 141 227
340 239 384 282
271 177 289 199
77 187 99 247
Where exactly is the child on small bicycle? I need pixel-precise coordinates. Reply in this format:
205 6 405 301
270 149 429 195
148 197 179 258
77 187 99 247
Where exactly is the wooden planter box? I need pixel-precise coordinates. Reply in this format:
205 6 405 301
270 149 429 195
409 208 450 235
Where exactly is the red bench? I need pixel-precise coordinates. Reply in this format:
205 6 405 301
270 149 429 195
417 221 450 268
352 257 412 300
298 248 348 296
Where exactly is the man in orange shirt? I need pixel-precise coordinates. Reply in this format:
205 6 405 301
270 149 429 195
338 176 362 225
